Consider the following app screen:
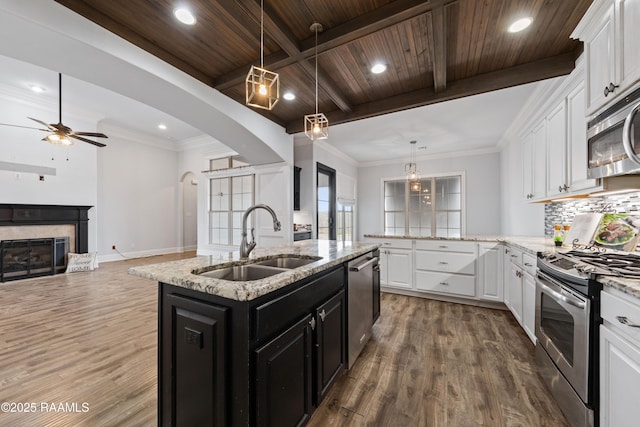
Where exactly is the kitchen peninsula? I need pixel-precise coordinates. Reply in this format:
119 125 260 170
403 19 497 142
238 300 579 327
129 240 380 426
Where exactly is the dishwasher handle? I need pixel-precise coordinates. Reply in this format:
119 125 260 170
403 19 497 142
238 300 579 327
349 257 378 272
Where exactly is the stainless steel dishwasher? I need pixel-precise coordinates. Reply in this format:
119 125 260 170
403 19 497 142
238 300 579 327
347 252 377 369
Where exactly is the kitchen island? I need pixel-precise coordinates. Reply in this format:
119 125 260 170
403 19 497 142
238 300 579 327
129 240 380 426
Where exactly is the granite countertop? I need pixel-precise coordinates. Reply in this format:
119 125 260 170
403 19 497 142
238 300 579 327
128 240 379 301
363 233 640 303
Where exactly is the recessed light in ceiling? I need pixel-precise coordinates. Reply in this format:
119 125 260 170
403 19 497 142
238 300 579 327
508 17 533 33
371 63 387 74
158 124 167 130
174 7 196 25
283 92 295 101
29 84 45 93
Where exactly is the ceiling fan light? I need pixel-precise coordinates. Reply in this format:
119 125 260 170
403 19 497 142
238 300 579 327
173 8 196 25
304 113 329 140
508 17 533 33
45 133 73 146
246 65 280 110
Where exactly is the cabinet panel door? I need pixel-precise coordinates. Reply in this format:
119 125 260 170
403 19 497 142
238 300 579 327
600 325 640 427
415 250 476 275
567 83 597 192
386 249 413 288
522 273 537 344
415 270 476 297
586 3 615 112
315 290 346 404
503 247 512 308
509 264 523 325
522 132 534 200
620 0 640 90
532 121 547 200
478 243 503 302
546 100 567 198
255 315 313 427
161 294 228 427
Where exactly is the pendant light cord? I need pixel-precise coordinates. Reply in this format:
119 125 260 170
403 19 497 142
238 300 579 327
260 0 264 69
315 25 318 115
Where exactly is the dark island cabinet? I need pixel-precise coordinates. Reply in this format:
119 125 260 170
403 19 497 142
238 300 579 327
255 314 314 427
158 264 351 427
160 293 229 426
315 290 346 403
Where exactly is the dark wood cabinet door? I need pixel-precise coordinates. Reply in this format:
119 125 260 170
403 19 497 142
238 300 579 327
161 293 228 427
315 290 346 404
255 314 313 427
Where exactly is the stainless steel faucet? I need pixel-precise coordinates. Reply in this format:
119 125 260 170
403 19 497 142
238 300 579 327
240 204 282 259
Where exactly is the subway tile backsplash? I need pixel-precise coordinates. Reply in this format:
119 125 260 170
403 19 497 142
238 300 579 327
545 192 640 236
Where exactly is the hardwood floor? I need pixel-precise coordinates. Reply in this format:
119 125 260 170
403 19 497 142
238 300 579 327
310 293 570 427
0 254 569 426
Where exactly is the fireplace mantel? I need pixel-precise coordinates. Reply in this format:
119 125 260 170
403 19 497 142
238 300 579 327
0 204 91 253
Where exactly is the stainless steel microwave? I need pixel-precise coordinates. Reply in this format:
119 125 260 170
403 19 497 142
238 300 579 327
587 86 640 179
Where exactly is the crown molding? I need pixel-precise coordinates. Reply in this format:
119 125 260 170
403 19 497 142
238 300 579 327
359 146 500 168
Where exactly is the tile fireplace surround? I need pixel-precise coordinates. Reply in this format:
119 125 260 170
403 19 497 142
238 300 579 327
0 204 91 254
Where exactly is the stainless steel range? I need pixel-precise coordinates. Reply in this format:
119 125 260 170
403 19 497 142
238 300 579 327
536 249 640 427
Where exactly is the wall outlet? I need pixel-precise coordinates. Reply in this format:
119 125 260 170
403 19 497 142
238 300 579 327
112 245 116 250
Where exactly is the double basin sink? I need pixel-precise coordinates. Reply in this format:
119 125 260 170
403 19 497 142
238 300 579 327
198 255 322 282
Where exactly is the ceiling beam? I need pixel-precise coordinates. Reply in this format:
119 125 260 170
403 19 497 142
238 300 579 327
428 5 448 92
215 0 449 91
284 52 578 133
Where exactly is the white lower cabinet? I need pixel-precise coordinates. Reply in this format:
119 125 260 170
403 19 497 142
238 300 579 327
504 246 536 344
600 290 640 427
522 271 536 343
478 243 504 302
415 241 477 298
508 262 524 325
374 239 413 289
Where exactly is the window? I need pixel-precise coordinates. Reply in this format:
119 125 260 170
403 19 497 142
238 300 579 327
337 201 354 243
209 174 254 246
384 174 463 237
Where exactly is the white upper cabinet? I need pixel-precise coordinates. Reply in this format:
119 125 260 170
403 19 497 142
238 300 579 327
546 100 567 198
566 83 599 193
572 0 640 115
523 121 547 201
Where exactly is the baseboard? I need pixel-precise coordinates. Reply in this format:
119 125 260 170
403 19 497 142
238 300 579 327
381 286 508 311
98 246 186 263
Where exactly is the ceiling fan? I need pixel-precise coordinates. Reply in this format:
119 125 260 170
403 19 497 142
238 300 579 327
0 73 108 147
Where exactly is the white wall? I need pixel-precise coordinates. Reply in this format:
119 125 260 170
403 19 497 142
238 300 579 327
97 126 181 261
358 151 502 238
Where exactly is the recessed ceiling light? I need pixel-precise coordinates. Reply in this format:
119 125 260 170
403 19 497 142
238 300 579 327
174 7 196 25
508 17 533 33
29 84 45 93
371 63 387 74
283 92 295 101
158 124 167 130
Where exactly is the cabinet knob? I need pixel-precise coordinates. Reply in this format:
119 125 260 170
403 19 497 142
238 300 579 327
309 317 316 330
319 309 326 322
563 184 569 191
558 185 563 192
604 82 620 97
439 282 449 286
616 316 640 328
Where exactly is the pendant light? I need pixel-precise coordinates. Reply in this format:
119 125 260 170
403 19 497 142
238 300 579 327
304 22 329 140
405 140 421 191
246 0 279 110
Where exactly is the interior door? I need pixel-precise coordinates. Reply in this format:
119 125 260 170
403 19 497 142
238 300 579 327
317 163 336 240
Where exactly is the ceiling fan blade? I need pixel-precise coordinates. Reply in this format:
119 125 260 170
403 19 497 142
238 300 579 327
0 122 48 131
73 131 109 138
70 134 107 148
28 117 55 130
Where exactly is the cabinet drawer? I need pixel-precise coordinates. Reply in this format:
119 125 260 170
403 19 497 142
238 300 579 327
415 240 476 253
506 247 523 267
415 250 476 275
415 271 476 297
373 238 413 250
602 291 640 346
522 253 537 276
253 267 344 343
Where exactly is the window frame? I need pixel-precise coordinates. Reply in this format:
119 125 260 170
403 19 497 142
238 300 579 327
380 171 465 237
208 173 255 247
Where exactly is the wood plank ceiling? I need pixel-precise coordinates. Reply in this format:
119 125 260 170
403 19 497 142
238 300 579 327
55 0 593 134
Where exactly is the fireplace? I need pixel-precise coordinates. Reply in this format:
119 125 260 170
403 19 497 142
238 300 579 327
1 237 69 281
0 204 91 282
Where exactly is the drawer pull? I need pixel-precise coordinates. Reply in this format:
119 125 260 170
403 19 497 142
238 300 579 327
438 261 448 265
383 242 391 245
616 316 640 328
439 282 449 286
524 262 533 267
439 245 448 248
511 254 518 258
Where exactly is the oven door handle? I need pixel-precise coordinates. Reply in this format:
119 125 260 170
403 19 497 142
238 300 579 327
622 101 640 165
538 280 586 310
